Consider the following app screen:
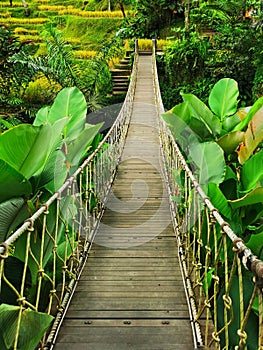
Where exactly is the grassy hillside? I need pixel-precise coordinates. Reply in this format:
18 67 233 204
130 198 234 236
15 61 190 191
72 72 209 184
62 17 122 51
0 1 124 52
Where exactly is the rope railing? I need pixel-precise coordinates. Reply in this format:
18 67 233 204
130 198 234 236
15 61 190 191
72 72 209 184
152 39 263 349
0 43 138 350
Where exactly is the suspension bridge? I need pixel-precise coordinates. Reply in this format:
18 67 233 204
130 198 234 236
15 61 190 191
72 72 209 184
0 41 262 350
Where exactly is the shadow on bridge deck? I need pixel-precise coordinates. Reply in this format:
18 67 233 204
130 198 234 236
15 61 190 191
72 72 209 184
54 54 194 350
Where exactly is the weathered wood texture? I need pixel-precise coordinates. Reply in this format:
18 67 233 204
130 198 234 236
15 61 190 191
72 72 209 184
54 55 194 350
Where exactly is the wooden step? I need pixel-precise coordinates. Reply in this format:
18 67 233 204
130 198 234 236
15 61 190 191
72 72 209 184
138 50 152 56
112 90 127 95
112 76 129 82
114 63 131 70
113 83 129 89
111 69 130 76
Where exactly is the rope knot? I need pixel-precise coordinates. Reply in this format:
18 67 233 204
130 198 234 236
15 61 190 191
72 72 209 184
237 329 247 345
205 245 212 254
222 294 232 309
251 259 263 290
211 331 220 343
38 268 44 277
0 243 9 259
204 299 211 308
212 274 220 284
233 238 244 253
220 221 230 233
24 218 34 232
17 296 26 306
43 203 49 215
197 238 203 247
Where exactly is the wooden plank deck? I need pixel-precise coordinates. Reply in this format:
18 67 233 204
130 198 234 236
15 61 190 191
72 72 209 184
54 54 194 350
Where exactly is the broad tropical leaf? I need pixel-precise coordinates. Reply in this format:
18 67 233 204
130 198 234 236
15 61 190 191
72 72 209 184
209 78 239 120
222 113 241 132
219 166 238 200
217 130 244 155
237 107 263 164
66 122 103 168
0 198 28 242
181 93 221 137
47 87 87 141
233 96 263 132
189 141 225 185
208 183 232 219
0 304 53 350
31 118 68 191
162 106 211 145
247 231 263 259
0 124 53 179
229 187 263 209
33 106 50 126
240 149 263 192
0 160 32 203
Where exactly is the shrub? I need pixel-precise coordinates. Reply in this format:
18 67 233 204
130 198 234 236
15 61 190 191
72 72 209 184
24 75 61 106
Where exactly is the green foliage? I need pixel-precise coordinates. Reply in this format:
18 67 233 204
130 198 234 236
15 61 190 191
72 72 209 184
23 76 61 107
120 0 180 38
0 86 103 347
0 85 102 214
163 76 263 245
10 25 113 113
217 275 259 348
63 17 122 50
158 28 213 108
209 78 239 120
0 24 36 120
207 24 261 106
159 0 263 109
190 0 244 31
189 141 225 186
0 86 101 253
0 304 53 350
163 78 263 348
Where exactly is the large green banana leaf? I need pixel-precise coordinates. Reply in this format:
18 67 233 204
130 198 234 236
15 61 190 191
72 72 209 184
0 304 53 350
0 124 53 179
34 87 87 141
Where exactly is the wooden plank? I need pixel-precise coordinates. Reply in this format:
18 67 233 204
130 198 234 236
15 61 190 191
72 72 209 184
61 319 192 327
75 283 185 293
86 257 178 266
54 343 193 350
56 327 193 345
92 237 177 249
87 250 177 259
65 310 190 319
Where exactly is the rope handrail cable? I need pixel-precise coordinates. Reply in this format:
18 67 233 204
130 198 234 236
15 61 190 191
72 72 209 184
0 40 139 256
151 39 263 288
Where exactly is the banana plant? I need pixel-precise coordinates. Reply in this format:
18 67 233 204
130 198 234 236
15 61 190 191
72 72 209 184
0 87 103 241
0 87 103 349
163 77 263 233
162 78 263 347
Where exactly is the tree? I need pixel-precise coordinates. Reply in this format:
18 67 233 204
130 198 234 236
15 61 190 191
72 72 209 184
126 0 178 37
183 0 191 30
21 0 30 16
